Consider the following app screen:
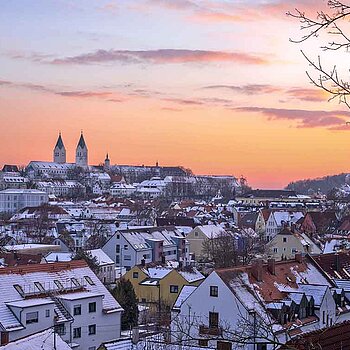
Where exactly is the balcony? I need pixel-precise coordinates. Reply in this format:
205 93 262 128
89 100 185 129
199 325 222 336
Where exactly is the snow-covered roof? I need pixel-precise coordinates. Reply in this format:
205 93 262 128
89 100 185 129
1 329 72 350
45 252 73 263
88 249 114 266
0 261 122 331
178 268 204 283
197 225 226 238
147 267 172 279
173 285 197 309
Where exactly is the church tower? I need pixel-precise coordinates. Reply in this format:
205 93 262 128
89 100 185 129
104 153 110 171
75 132 88 167
53 132 66 164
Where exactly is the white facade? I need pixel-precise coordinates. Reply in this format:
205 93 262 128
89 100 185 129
0 189 48 213
0 261 122 349
110 183 136 197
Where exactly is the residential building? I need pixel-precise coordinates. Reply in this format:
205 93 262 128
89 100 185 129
171 254 348 349
102 226 190 271
0 189 48 213
0 261 123 349
267 227 321 260
88 249 116 284
186 225 227 259
125 265 204 307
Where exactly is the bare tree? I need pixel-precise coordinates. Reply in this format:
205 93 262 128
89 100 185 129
288 1 350 108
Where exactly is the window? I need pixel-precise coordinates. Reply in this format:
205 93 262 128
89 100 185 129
89 302 96 313
74 305 82 316
125 266 131 271
116 255 120 264
210 286 218 297
85 276 95 286
217 341 232 350
273 248 278 253
116 234 120 239
133 272 139 278
198 339 208 346
73 327 81 339
71 278 80 287
170 285 179 293
34 282 45 292
55 324 65 336
124 255 131 261
124 245 128 250
322 311 326 324
283 237 287 243
88 347 96 350
209 312 219 329
54 280 63 290
45 309 50 318
26 312 38 324
88 324 96 335
116 245 120 253
257 344 267 350
13 284 24 296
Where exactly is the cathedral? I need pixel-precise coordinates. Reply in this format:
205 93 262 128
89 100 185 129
53 132 88 166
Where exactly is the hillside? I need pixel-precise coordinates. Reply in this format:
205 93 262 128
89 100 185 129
285 173 348 195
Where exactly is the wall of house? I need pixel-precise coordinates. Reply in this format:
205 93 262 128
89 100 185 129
267 234 304 261
9 303 56 342
186 228 207 259
172 272 256 349
59 295 121 350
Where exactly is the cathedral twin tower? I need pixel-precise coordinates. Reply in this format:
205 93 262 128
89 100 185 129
53 132 88 166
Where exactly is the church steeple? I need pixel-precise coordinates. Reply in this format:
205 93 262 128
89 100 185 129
75 131 88 167
104 152 110 170
53 132 66 163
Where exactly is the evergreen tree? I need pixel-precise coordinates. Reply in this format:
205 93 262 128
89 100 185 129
72 249 100 275
112 279 139 330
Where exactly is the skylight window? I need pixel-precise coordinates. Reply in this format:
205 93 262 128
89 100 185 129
71 278 80 287
54 280 64 290
34 282 45 292
84 276 95 286
13 284 24 296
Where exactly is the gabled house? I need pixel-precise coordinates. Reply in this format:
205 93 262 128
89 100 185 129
102 226 190 272
0 261 123 349
171 254 347 349
125 264 204 307
267 227 321 260
186 225 228 259
301 211 338 236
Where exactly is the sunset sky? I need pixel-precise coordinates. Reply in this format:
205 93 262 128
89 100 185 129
1 0 350 188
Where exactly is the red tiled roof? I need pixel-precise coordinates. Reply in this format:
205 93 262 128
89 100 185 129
0 260 88 275
311 251 350 279
281 321 350 350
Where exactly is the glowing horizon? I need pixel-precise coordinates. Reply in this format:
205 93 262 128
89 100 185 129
1 0 349 189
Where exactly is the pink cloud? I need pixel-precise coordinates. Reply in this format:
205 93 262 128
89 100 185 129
51 49 269 65
234 106 350 129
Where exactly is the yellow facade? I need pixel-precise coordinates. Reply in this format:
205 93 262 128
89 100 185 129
124 266 204 307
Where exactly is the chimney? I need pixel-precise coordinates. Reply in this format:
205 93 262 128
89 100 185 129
335 253 340 272
267 258 276 275
132 327 139 344
141 259 145 267
251 259 263 282
161 254 166 265
295 253 303 263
